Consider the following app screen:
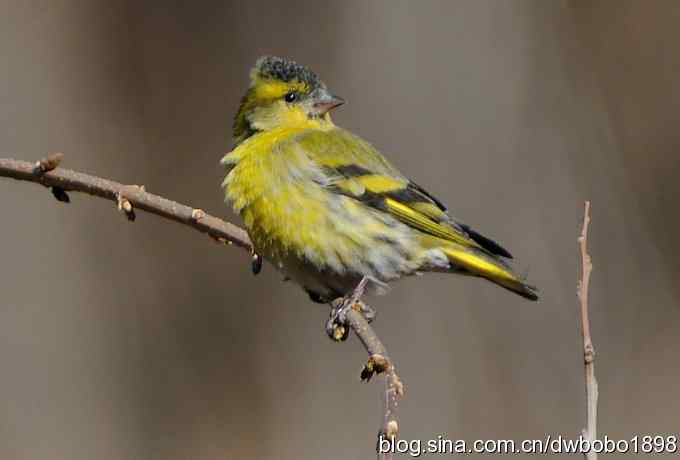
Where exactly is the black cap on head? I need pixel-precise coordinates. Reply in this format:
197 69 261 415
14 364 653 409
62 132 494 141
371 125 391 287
255 56 322 89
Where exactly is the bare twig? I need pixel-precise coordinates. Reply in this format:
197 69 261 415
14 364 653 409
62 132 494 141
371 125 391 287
346 306 403 460
0 155 401 454
577 201 598 460
0 157 251 249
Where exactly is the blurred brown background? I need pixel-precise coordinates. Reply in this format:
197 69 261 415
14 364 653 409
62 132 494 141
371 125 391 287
1 1 678 459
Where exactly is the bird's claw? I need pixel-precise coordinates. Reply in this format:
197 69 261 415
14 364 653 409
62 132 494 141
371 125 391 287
326 313 349 341
325 277 375 342
326 298 351 341
358 301 376 322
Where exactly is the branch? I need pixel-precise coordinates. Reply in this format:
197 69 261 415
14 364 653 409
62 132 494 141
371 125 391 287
325 277 403 459
0 155 402 455
347 307 403 459
577 201 598 460
0 156 251 249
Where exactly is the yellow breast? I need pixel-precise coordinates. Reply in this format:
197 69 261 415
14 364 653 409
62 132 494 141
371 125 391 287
222 127 333 263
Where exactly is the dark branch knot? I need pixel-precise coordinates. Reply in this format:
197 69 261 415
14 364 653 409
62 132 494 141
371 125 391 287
251 252 263 275
33 153 70 202
583 343 595 364
51 187 70 203
361 354 390 382
117 193 136 221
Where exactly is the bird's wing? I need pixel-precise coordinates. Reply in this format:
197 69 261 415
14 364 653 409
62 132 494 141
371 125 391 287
294 128 512 258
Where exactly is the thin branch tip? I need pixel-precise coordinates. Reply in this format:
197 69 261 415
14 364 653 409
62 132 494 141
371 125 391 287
385 420 399 439
578 200 598 460
0 156 252 249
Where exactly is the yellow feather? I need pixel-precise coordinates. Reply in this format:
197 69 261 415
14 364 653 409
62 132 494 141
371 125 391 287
251 78 309 101
439 245 514 281
383 197 481 249
356 175 405 193
411 202 447 221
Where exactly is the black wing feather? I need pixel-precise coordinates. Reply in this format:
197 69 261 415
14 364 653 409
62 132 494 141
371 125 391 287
459 224 513 259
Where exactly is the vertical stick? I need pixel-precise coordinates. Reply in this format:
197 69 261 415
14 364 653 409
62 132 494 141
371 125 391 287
578 201 598 460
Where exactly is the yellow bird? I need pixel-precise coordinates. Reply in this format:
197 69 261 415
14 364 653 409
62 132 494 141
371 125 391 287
222 56 537 305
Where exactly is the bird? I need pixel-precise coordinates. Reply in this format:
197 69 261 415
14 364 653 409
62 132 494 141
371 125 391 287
222 56 538 309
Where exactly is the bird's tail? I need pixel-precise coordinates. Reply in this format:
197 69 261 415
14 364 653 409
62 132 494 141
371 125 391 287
438 243 538 301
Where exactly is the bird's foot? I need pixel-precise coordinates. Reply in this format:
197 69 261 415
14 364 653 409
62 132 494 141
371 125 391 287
325 277 375 341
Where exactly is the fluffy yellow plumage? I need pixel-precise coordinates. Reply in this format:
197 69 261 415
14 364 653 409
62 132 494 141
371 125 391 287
222 56 537 302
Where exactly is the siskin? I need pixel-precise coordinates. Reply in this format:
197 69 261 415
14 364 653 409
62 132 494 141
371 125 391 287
222 56 537 304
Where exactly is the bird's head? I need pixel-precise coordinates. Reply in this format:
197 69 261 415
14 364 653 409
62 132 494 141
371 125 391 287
233 56 344 144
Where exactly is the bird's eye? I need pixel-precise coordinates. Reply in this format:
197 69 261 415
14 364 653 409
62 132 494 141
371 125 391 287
284 92 298 103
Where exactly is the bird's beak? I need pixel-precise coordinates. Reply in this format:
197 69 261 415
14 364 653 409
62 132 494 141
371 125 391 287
310 88 345 116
